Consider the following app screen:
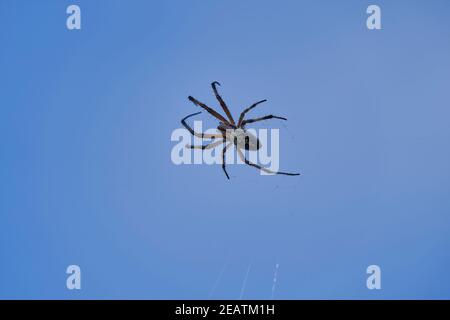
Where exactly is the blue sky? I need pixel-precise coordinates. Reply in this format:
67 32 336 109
1 0 450 299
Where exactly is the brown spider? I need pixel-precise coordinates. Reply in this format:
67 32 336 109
181 81 300 179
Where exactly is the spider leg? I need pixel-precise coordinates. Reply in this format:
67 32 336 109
211 82 236 126
222 143 232 180
186 139 224 149
242 115 287 126
181 112 222 139
188 96 230 124
237 99 267 127
237 148 300 176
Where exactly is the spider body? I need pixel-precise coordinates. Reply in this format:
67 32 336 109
181 81 299 179
229 128 261 151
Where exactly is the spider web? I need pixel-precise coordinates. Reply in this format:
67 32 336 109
206 121 298 299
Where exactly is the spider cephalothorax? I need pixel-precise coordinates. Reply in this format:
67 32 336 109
181 81 300 179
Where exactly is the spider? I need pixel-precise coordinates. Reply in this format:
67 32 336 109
181 81 300 179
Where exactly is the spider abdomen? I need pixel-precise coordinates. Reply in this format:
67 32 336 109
226 128 261 151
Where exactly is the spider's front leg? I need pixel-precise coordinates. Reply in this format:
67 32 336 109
181 112 221 139
241 114 287 126
237 99 267 127
211 81 236 126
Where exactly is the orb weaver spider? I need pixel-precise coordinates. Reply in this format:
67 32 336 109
181 82 300 179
